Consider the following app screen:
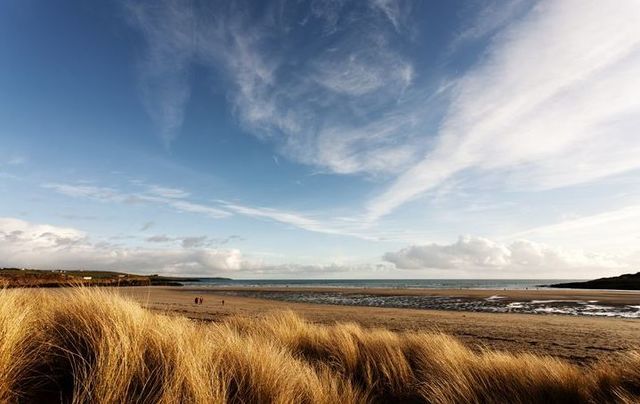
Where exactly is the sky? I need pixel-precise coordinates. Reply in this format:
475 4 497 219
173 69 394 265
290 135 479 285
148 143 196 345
1 0 640 279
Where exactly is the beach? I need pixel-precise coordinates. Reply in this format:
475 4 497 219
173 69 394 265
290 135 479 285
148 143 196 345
115 286 640 366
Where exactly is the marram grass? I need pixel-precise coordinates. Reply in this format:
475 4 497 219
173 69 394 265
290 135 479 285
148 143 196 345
0 288 639 403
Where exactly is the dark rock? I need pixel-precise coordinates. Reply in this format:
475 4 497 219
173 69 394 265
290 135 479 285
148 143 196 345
547 272 640 290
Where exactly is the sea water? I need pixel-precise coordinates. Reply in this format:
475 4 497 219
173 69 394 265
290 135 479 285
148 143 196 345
189 278 577 289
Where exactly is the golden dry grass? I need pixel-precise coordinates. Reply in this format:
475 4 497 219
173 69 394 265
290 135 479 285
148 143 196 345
0 288 638 403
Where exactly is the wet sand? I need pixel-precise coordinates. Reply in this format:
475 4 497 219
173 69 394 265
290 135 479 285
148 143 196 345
114 286 640 366
179 286 640 317
180 285 640 304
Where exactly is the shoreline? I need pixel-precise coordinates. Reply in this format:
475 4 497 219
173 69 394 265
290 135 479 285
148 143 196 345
179 285 640 303
176 285 640 318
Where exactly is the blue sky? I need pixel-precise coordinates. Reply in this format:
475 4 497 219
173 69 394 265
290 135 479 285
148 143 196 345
1 0 640 278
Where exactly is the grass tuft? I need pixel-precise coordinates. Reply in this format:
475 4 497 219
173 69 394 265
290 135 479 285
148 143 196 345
0 288 638 403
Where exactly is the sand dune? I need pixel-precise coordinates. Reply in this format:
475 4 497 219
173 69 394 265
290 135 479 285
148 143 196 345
3 287 640 403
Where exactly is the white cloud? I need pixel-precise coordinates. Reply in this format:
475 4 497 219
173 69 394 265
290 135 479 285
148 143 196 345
44 182 375 238
124 0 425 176
121 0 640 244
125 0 195 146
312 48 412 96
301 104 423 175
43 183 123 202
383 235 632 277
161 199 230 219
508 205 640 252
370 0 403 31
313 56 386 96
146 185 190 199
0 217 365 276
368 0 640 219
3 216 632 277
145 234 233 248
309 0 347 34
449 0 530 51
43 182 230 219
0 217 253 275
0 217 87 251
220 201 376 240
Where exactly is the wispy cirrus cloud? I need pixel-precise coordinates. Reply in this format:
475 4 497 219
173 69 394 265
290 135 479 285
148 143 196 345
368 0 640 220
448 0 531 52
370 0 410 32
126 0 640 225
43 181 375 239
311 46 413 97
124 0 196 146
43 183 123 202
159 199 230 219
145 234 243 248
146 185 190 199
43 182 230 218
123 0 431 176
507 204 640 252
219 201 374 239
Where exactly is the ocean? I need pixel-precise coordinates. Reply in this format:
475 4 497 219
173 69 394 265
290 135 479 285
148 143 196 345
187 278 580 289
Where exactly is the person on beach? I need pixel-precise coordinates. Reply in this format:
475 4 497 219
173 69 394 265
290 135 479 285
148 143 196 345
222 300 225 306
194 297 198 305
199 297 203 304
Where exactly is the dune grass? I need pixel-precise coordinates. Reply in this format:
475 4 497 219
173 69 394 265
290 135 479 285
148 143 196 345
0 288 638 403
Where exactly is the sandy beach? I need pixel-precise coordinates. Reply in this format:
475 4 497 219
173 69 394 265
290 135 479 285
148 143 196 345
114 286 640 366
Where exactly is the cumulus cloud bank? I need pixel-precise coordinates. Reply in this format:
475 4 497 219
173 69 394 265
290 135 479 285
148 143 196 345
0 217 359 277
0 217 251 275
383 236 630 276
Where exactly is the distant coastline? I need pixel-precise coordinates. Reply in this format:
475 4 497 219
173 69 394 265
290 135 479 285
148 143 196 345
548 272 640 290
183 278 580 290
0 267 230 288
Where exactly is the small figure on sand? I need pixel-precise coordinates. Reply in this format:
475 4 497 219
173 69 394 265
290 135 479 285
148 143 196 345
199 297 203 305
194 297 198 305
222 299 225 306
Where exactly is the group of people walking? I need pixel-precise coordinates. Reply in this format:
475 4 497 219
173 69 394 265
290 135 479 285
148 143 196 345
193 296 225 306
